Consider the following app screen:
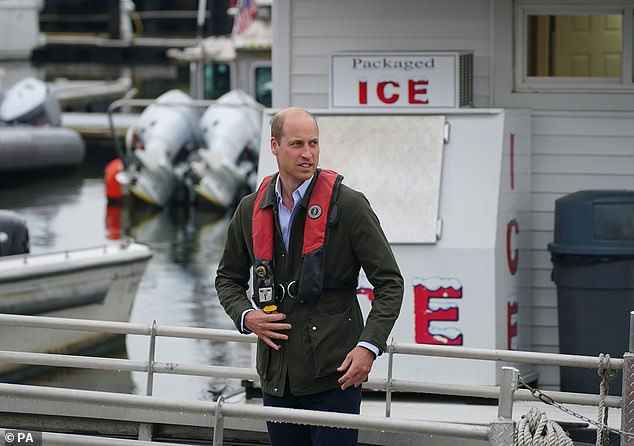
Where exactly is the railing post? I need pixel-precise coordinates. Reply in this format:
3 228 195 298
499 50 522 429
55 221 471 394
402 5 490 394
498 366 519 420
385 338 395 418
138 320 158 441
212 395 225 446
489 366 518 446
621 312 634 446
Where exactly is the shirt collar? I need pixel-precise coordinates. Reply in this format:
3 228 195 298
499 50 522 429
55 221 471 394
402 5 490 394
275 175 313 207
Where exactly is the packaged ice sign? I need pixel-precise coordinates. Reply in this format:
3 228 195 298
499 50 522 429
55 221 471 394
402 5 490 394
330 51 473 108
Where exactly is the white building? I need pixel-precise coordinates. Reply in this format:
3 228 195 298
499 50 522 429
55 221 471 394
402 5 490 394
266 0 634 390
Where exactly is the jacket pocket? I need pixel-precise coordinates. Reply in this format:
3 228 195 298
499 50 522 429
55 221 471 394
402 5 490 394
308 309 357 378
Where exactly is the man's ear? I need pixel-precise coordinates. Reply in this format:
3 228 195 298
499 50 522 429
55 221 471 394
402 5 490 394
270 136 278 156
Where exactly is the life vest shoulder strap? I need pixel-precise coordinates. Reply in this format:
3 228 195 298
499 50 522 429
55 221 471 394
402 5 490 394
252 174 275 261
303 169 341 254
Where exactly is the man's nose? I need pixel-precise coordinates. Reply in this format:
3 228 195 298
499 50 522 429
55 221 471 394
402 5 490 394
300 144 312 157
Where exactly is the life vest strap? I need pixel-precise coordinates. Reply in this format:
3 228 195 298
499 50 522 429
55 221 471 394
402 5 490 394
252 175 275 261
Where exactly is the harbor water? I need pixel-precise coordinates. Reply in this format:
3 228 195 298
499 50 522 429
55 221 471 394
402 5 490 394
0 55 261 401
5 48 273 403
0 137 252 402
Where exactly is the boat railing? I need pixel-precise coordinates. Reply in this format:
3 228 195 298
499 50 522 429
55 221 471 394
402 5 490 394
0 312 631 445
0 240 140 263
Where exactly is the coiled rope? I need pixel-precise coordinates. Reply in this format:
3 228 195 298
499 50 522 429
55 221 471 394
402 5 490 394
596 353 617 446
517 407 573 446
517 352 618 446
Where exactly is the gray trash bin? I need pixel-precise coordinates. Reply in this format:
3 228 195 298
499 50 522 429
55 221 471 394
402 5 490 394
548 190 634 395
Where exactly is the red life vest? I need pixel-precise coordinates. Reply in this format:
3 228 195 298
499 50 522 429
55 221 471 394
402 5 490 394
252 169 343 305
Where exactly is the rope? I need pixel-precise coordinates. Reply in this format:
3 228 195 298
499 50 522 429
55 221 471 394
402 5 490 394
517 407 574 446
596 353 617 446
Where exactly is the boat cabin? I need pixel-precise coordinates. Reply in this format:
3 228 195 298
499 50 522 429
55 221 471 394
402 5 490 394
168 0 272 106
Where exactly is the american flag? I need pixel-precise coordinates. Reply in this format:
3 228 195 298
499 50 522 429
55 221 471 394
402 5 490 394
232 0 257 35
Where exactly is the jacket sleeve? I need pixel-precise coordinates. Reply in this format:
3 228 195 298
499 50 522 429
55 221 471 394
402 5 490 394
215 199 255 330
348 191 404 353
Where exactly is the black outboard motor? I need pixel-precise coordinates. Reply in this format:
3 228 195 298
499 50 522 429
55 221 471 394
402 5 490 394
0 210 30 256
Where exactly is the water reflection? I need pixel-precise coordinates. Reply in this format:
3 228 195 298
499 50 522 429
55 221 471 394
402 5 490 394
121 207 253 400
0 169 101 251
0 169 252 401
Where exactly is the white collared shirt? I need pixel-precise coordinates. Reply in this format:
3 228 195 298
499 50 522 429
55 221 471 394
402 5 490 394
275 175 313 250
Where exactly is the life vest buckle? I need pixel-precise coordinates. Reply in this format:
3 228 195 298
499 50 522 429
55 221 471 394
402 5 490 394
285 280 298 299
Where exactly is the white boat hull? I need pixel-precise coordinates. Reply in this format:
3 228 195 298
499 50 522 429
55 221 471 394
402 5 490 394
0 242 152 378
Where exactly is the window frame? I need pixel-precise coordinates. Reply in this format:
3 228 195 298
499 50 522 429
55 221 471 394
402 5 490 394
202 61 237 100
514 1 634 93
250 61 272 106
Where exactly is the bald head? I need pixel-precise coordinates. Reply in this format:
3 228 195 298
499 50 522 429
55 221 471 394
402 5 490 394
270 107 319 142
270 106 320 191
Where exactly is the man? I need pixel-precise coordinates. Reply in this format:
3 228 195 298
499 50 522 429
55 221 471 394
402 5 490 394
215 107 403 446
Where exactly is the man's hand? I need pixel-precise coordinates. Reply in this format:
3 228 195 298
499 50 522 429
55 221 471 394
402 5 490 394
337 346 375 390
244 310 291 350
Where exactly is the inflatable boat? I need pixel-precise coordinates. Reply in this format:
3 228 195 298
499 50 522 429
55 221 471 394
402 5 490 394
0 77 85 172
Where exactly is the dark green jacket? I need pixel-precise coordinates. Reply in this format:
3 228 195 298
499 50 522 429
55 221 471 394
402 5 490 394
215 172 403 396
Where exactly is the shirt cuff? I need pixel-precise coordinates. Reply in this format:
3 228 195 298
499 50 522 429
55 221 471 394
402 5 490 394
240 308 255 334
357 341 380 358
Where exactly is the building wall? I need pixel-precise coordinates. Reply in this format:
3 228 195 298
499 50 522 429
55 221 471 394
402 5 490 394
273 0 493 108
492 0 634 389
273 0 634 390
527 111 634 387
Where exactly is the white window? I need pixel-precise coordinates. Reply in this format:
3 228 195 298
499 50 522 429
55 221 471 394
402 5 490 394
515 1 634 92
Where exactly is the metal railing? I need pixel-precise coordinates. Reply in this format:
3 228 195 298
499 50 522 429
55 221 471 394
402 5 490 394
0 312 631 445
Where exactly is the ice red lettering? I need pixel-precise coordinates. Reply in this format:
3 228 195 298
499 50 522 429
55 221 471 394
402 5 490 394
408 79 429 104
506 219 519 275
414 280 463 345
358 78 368 105
377 81 399 104
510 133 515 190
356 287 375 302
507 301 518 349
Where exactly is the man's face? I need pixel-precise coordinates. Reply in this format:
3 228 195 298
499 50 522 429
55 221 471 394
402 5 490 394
271 111 319 187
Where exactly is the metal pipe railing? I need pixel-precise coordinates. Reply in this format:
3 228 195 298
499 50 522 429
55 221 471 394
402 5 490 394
0 382 491 442
0 350 259 381
0 313 256 342
0 312 623 406
0 429 188 446
392 342 624 370
0 312 631 445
